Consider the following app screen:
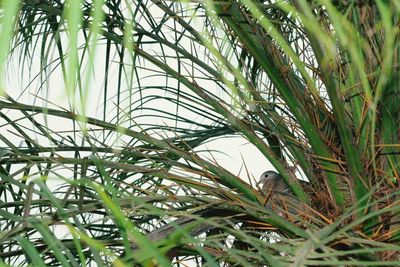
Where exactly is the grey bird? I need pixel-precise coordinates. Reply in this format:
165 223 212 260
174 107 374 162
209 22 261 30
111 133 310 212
130 171 310 253
258 170 291 194
257 170 312 219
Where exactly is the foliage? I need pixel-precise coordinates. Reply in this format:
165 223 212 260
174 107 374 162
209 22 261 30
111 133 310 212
0 0 400 265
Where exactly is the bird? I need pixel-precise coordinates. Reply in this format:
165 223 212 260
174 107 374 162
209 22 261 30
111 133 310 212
257 170 312 219
129 171 311 256
230 171 309 251
258 170 292 194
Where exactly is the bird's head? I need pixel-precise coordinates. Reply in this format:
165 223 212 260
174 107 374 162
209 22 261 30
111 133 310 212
258 171 290 193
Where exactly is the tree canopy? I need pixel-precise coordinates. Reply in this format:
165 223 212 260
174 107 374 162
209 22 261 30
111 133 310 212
0 0 400 265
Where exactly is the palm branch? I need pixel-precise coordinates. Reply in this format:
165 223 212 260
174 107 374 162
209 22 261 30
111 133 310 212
0 0 399 265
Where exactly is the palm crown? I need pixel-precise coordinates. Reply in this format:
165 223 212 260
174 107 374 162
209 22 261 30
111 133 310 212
0 0 399 265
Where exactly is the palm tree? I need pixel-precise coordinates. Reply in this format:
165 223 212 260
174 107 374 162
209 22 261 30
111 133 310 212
0 0 399 265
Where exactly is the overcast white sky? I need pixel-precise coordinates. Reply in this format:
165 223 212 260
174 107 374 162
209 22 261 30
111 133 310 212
4 1 275 188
